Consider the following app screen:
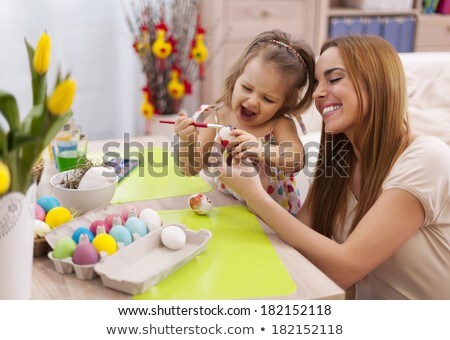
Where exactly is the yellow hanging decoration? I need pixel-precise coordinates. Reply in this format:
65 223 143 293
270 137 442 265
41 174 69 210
151 22 174 60
141 88 155 119
167 67 185 100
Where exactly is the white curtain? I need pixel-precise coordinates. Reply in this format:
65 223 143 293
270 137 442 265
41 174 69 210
0 0 153 139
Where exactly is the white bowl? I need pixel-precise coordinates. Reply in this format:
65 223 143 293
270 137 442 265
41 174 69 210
50 169 118 215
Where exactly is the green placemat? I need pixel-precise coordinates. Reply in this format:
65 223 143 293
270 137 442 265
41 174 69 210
134 206 297 300
90 147 212 203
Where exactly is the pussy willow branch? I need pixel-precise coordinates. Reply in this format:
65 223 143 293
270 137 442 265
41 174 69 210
125 0 223 114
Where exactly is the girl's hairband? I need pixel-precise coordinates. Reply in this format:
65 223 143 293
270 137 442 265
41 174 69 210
269 39 306 66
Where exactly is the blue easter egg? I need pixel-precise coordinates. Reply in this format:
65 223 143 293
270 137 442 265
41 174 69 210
109 225 133 246
72 227 94 244
125 217 148 237
37 196 60 213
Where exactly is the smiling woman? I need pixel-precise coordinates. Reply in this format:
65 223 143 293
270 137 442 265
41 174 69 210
219 35 450 299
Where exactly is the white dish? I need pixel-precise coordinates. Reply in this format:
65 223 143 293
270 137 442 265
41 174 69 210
50 169 118 215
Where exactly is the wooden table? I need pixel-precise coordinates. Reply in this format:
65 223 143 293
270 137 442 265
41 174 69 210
32 136 344 300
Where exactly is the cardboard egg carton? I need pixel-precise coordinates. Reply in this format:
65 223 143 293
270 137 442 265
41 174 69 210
45 208 212 294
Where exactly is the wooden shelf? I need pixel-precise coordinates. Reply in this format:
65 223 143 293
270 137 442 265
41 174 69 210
329 7 419 17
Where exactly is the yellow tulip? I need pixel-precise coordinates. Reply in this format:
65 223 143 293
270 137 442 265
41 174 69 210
33 32 51 74
0 161 11 195
47 79 77 115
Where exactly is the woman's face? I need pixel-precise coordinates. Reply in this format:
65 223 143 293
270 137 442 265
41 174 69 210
231 55 291 127
313 47 367 139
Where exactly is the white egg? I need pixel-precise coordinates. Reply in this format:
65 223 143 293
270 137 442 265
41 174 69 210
34 219 51 237
188 194 212 215
78 166 117 190
139 208 162 230
161 225 186 250
218 126 236 147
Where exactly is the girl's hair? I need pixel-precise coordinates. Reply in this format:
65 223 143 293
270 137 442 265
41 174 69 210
216 29 315 119
304 35 410 238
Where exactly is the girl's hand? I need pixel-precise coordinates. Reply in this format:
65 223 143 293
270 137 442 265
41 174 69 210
227 129 263 163
174 111 197 144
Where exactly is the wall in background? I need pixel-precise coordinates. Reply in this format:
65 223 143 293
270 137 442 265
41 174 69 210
0 0 200 140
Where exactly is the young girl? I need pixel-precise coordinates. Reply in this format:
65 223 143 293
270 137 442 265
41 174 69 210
174 30 315 215
218 35 450 299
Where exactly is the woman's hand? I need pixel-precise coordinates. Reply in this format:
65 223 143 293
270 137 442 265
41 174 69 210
174 111 197 144
227 129 263 163
217 155 265 200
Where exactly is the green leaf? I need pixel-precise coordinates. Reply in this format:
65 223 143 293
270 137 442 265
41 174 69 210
21 104 44 135
0 90 20 130
0 125 5 157
20 105 46 170
8 130 39 151
25 39 47 106
41 109 73 148
55 66 62 88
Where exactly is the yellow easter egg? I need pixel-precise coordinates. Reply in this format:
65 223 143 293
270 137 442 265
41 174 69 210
45 206 72 229
92 234 117 255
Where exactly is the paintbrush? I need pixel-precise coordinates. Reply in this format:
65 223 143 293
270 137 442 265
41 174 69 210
159 120 224 129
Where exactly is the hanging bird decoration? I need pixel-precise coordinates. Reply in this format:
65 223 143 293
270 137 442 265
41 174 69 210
167 66 192 100
190 15 208 80
141 85 156 119
133 24 151 57
151 21 175 60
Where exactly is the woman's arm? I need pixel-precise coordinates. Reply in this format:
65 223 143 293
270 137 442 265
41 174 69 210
230 117 304 173
268 116 304 172
219 163 425 288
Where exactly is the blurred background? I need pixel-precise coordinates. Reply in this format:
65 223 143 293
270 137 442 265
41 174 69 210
0 0 201 140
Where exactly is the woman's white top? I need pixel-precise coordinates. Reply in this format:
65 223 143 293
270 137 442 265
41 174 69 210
337 136 450 299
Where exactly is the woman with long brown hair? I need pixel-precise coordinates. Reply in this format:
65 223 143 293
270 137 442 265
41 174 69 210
219 35 450 299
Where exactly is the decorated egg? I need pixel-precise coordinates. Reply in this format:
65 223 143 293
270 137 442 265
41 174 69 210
90 219 109 235
92 233 117 255
37 195 60 213
72 236 100 265
139 208 162 230
104 213 124 231
109 225 133 246
218 125 236 148
35 204 46 221
121 205 140 223
188 193 212 215
161 225 186 250
34 219 51 237
45 206 72 229
125 217 148 237
53 236 77 259
72 227 94 244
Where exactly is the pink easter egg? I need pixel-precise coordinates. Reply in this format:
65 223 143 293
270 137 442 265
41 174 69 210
104 213 124 230
90 219 110 235
35 204 46 221
121 206 140 223
72 242 100 265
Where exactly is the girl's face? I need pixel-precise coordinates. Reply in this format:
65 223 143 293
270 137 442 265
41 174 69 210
231 55 291 127
313 47 367 140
